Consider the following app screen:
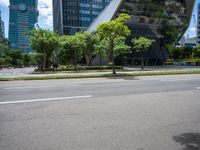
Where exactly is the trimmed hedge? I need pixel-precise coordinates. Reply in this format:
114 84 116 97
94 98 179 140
176 59 200 66
34 66 122 72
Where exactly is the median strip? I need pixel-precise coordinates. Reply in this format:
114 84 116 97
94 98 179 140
0 70 200 81
0 95 92 105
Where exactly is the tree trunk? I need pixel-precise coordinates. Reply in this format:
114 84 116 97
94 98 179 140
42 55 46 72
112 56 116 74
141 52 144 70
74 49 77 71
88 57 92 66
121 53 124 70
100 56 102 66
110 39 116 74
100 56 102 70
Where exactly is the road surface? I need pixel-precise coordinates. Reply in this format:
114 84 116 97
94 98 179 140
0 74 200 150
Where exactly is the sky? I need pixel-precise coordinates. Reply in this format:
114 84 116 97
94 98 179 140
0 0 199 38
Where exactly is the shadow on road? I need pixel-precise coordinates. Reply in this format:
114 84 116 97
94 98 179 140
173 133 200 150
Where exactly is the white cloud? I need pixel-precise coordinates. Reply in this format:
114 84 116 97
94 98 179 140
0 0 9 7
38 0 53 28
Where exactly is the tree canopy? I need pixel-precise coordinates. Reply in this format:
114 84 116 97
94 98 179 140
96 13 131 74
132 37 154 70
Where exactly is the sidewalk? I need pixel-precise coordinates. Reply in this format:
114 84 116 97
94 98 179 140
0 66 200 78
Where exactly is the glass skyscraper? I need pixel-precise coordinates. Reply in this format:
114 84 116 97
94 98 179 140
9 0 39 52
0 11 5 38
197 3 200 45
53 0 111 35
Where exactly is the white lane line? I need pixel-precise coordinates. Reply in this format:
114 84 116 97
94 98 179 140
3 84 78 90
197 87 200 90
0 95 92 105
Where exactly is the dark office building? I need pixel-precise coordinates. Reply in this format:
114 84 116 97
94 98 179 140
9 0 39 52
53 0 111 35
197 3 200 45
88 0 195 65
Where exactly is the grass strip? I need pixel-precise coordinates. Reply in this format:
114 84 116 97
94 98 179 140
0 70 200 81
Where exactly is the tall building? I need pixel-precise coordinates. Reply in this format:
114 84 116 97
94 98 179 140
88 0 195 65
9 0 39 52
53 0 111 35
197 3 200 46
0 11 5 38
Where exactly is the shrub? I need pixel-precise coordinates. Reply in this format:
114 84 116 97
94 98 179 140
34 65 122 72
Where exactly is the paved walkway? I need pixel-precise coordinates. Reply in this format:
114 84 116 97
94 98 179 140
0 66 200 78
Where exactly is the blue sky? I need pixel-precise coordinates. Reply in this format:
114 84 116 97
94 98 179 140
0 0 199 38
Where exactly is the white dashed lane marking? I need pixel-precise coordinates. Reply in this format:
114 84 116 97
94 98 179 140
0 95 92 105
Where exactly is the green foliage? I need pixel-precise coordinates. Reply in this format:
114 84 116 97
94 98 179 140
34 65 122 72
194 46 200 58
0 37 10 68
94 39 108 57
28 29 59 71
96 13 131 74
143 2 167 19
170 47 181 60
181 46 193 59
132 37 154 70
94 39 108 66
169 46 194 60
0 48 37 68
59 35 74 65
162 25 179 45
132 37 154 53
97 13 131 40
59 32 86 71
81 31 99 65
7 49 24 67
114 36 131 57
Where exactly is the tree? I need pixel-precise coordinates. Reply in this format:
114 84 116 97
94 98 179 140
59 32 86 71
81 31 99 65
132 37 154 70
194 46 200 58
0 37 10 68
59 35 74 67
114 36 131 69
170 47 182 60
29 29 59 71
6 49 25 67
181 46 193 59
23 53 31 67
94 39 108 66
96 13 131 74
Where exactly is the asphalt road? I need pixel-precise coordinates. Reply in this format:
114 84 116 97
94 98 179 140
0 74 200 150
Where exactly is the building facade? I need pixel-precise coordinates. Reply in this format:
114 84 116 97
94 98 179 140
88 0 195 66
178 35 196 47
9 0 39 52
0 11 5 38
53 0 111 35
197 3 200 46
